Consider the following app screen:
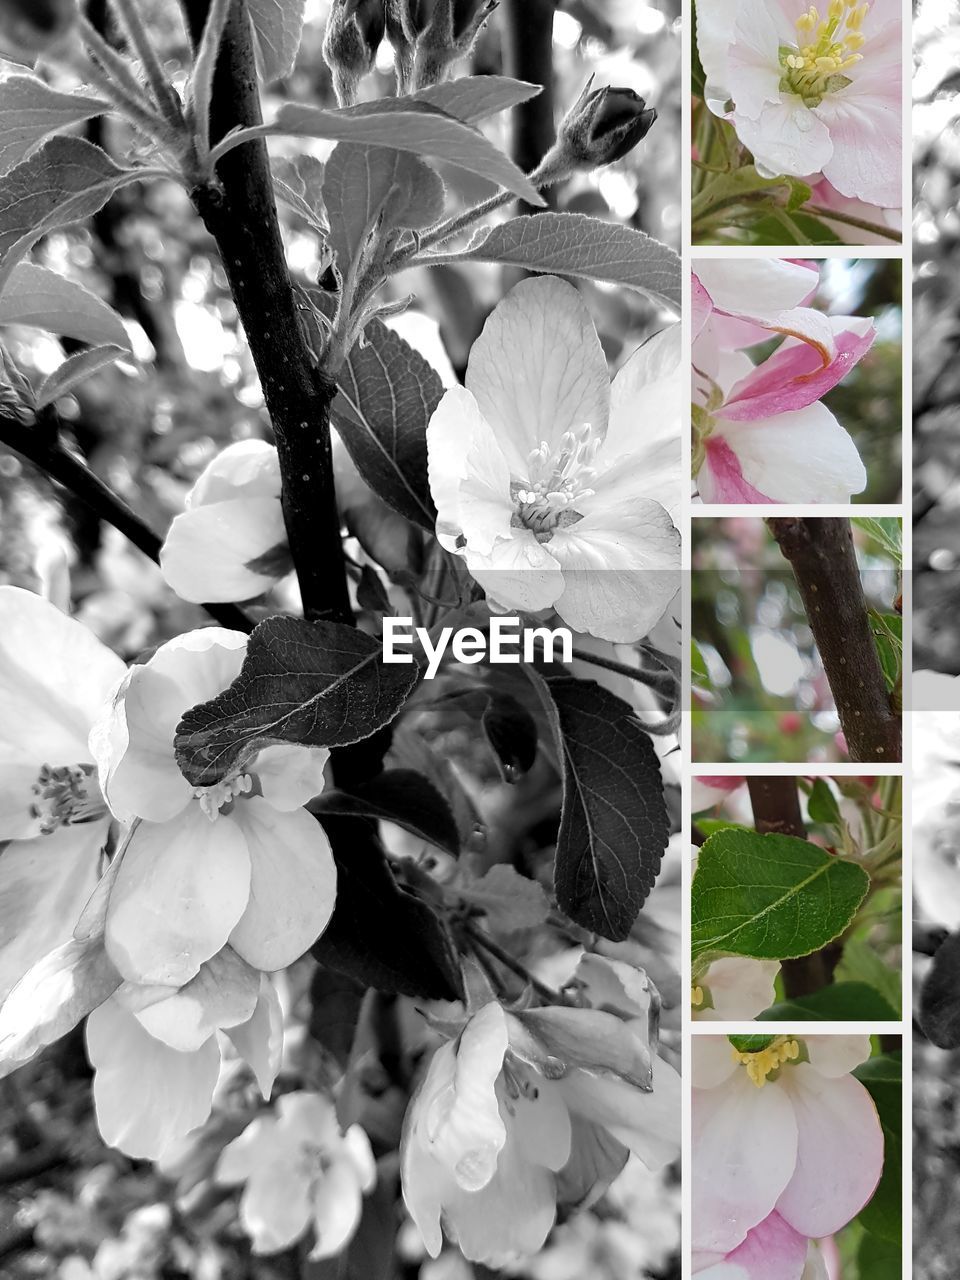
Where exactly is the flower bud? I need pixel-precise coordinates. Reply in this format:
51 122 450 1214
0 0 76 57
385 0 497 92
555 80 657 171
323 0 386 106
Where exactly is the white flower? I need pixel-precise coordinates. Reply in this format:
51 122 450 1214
159 440 289 603
692 957 781 1021
217 1092 376 1258
91 627 336 987
401 999 680 1267
0 587 124 1004
426 276 680 643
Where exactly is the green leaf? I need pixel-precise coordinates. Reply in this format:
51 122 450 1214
919 930 960 1047
458 865 550 934
807 777 841 828
527 672 670 941
691 829 870 963
435 212 680 312
856 1230 900 1280
247 0 306 83
727 1034 776 1053
0 263 132 351
174 615 419 786
835 939 901 1015
758 982 900 1022
692 165 811 224
854 516 902 566
408 76 542 123
324 143 445 269
0 76 110 176
35 344 129 408
0 136 134 294
691 638 709 687
332 316 442 530
854 1053 901 1244
308 768 460 857
252 99 544 205
310 828 463 1001
869 610 902 693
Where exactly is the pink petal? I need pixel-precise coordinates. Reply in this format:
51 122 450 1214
698 1211 809 1280
692 275 713 340
775 1064 884 1238
699 438 772 503
226 974 284 1098
721 325 876 422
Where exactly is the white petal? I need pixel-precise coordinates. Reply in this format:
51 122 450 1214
240 1166 313 1254
555 1057 681 1171
160 498 288 603
105 806 251 986
716 403 866 504
0 822 105 1003
189 439 281 506
86 996 220 1159
734 100 834 183
217 1113 285 1184
228 799 336 970
0 763 47 840
705 957 780 1021
255 744 329 810
465 276 610 472
604 325 682 524
467 534 564 614
225 973 284 1098
426 386 507 551
693 260 820 325
803 1035 872 1077
133 946 261 1051
309 1156 366 1259
506 1074 572 1173
691 1036 739 1089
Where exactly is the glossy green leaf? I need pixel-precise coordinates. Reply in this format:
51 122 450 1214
757 982 899 1022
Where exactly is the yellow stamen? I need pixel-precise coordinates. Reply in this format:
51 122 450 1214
779 0 866 104
732 1037 800 1087
691 986 704 1007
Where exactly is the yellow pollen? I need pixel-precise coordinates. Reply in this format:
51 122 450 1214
732 1037 800 1087
691 985 704 1007
779 0 867 103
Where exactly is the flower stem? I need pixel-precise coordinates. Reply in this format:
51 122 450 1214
802 204 901 243
570 645 676 694
464 923 575 1007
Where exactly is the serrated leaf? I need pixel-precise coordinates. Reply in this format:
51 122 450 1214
919 930 960 1047
409 76 542 123
248 0 306 83
869 610 902 694
36 344 128 407
806 777 841 828
757 982 899 1022
309 768 460 856
0 76 110 176
0 136 133 293
528 672 670 941
691 829 869 963
332 316 442 530
440 213 680 312
0 263 131 351
325 143 445 270
174 615 419 786
256 100 543 205
272 154 327 232
854 516 902 566
458 865 549 933
310 829 463 1000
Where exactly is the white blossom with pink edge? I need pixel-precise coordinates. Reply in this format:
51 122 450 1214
401 999 680 1267
89 627 336 988
692 1035 883 1275
426 276 681 643
0 587 125 1005
692 267 873 503
697 0 901 212
217 1091 376 1259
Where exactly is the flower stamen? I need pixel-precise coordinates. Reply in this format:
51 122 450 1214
778 0 865 106
510 424 600 542
30 763 106 834
732 1036 800 1087
194 772 253 821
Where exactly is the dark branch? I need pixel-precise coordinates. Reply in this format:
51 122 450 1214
767 517 901 763
501 0 556 212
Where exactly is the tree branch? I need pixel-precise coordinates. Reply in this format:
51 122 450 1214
767 517 901 763
180 0 351 624
501 0 556 213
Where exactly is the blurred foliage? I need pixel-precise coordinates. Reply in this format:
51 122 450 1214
692 519 900 762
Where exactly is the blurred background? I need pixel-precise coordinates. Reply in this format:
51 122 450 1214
692 518 901 763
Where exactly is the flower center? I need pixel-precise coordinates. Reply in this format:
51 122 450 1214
194 772 252 821
732 1036 800 1087
510 424 599 543
778 1 866 107
30 763 107 834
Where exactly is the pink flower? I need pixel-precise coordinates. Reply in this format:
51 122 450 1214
693 1035 883 1273
697 0 901 211
691 775 745 811
693 263 873 504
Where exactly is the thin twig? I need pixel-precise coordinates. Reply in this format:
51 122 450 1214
464 922 576 1006
108 0 186 128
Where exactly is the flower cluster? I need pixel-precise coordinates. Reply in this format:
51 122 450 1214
697 0 901 217
693 1034 883 1278
692 258 873 503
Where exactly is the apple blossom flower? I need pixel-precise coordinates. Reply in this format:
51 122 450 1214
692 957 780 1021
159 439 290 604
217 1091 376 1258
697 0 901 211
0 587 125 1004
692 1034 883 1268
692 775 745 812
693 259 831 357
90 627 336 988
426 276 680 643
693 307 873 504
401 998 680 1266
912 680 960 929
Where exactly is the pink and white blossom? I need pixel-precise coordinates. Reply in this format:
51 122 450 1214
217 1091 376 1258
697 0 901 212
692 957 781 1021
90 627 336 988
427 276 680 643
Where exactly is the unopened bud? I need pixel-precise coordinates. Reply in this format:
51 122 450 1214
323 0 386 106
543 80 657 178
0 0 76 58
385 0 497 92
